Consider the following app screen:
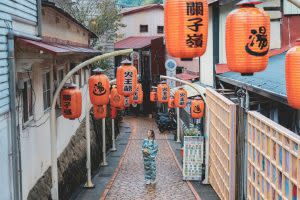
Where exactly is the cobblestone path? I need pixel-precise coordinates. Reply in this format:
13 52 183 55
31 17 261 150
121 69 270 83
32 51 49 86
103 117 196 200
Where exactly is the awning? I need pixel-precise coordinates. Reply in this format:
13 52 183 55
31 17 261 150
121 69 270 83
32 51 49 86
176 73 199 81
114 36 162 50
17 38 100 55
171 83 206 98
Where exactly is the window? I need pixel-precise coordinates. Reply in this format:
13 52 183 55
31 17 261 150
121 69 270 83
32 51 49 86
181 58 193 61
43 72 51 110
23 80 33 123
140 25 148 33
57 68 64 84
157 26 164 34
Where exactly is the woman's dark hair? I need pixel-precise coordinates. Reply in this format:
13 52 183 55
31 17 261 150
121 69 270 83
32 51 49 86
149 129 155 140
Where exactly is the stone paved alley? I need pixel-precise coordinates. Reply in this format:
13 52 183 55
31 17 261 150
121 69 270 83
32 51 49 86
101 117 198 200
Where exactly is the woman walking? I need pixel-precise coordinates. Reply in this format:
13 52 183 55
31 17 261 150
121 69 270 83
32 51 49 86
142 130 158 185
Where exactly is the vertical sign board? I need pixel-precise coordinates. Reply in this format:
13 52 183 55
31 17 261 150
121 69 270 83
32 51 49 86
165 59 177 89
183 136 204 180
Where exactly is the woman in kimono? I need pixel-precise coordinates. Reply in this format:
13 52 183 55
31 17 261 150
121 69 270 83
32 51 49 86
142 130 158 185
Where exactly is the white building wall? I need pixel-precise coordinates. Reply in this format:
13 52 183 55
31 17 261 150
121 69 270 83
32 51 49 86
200 6 214 87
118 8 164 40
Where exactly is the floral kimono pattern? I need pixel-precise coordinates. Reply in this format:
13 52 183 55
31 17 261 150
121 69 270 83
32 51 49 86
142 139 158 182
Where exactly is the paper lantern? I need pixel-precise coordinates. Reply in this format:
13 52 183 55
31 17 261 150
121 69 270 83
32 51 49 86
286 41 300 109
165 0 208 58
93 105 106 119
116 59 137 96
124 96 132 108
111 107 117 119
132 83 143 104
190 97 204 119
150 89 157 102
226 1 270 75
168 97 175 109
89 68 110 105
174 88 187 108
157 82 170 103
61 84 82 120
110 86 125 109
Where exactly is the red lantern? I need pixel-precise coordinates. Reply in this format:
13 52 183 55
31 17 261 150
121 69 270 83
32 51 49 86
165 0 209 58
61 84 82 120
89 68 110 105
286 40 300 109
124 96 132 108
168 97 175 109
226 1 270 75
132 83 143 104
190 97 205 119
116 59 137 96
157 82 170 103
174 88 187 108
150 89 157 102
111 107 117 119
93 105 106 119
110 86 125 109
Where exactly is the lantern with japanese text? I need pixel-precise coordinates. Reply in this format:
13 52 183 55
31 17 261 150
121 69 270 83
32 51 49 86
89 68 110 105
116 59 137 96
132 83 143 104
165 0 208 58
93 105 107 119
157 82 170 103
226 1 270 75
61 84 82 120
110 86 125 109
168 97 175 109
190 97 204 119
111 107 118 119
174 88 187 108
286 40 300 109
150 89 157 102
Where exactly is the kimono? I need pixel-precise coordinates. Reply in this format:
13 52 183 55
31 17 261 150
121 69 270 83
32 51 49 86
142 139 158 181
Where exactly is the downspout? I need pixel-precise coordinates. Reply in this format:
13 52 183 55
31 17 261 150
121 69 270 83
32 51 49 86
7 31 41 200
37 0 42 37
212 2 220 88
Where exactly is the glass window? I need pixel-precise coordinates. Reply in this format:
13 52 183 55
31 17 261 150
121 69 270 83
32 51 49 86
23 80 33 123
140 25 148 33
157 26 164 34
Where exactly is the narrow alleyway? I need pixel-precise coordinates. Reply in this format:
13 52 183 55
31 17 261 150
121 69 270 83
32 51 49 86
101 117 198 200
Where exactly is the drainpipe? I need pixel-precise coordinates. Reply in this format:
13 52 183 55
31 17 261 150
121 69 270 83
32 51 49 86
287 0 300 8
212 2 220 88
7 31 42 200
37 0 42 37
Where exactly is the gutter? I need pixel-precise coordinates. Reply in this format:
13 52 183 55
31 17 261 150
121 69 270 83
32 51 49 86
7 31 41 200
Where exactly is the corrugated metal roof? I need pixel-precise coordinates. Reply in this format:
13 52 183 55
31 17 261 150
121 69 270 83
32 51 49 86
114 36 162 49
217 52 287 103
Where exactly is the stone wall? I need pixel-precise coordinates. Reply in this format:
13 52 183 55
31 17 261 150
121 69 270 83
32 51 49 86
27 111 120 200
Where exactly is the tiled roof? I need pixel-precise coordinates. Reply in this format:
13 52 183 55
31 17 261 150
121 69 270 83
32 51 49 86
114 36 162 49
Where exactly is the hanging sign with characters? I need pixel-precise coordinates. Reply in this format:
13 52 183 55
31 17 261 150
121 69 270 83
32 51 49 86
89 68 110 106
157 82 170 103
226 1 270 75
165 0 208 58
116 59 137 97
190 97 204 119
165 59 177 88
61 84 82 120
174 88 188 108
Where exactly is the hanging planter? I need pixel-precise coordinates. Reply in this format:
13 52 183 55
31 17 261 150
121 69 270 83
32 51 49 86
286 39 300 109
157 81 170 103
89 68 110 106
190 96 205 119
226 0 270 75
61 83 82 120
174 87 188 108
116 59 137 97
165 0 209 58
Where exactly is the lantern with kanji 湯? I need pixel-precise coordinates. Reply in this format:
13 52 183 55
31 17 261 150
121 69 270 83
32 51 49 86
110 86 125 109
190 97 204 119
61 84 82 120
132 83 143 104
157 82 170 103
93 105 107 119
89 68 110 105
286 40 300 109
111 107 118 119
116 59 137 96
174 88 187 108
168 97 175 109
226 1 270 75
165 0 209 58
150 89 157 102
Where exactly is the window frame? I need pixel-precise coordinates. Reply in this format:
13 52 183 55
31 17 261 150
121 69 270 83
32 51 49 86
157 26 164 34
140 24 148 33
22 79 34 124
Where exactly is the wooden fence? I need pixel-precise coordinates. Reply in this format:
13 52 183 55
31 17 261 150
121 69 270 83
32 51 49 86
247 111 300 200
206 88 237 200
